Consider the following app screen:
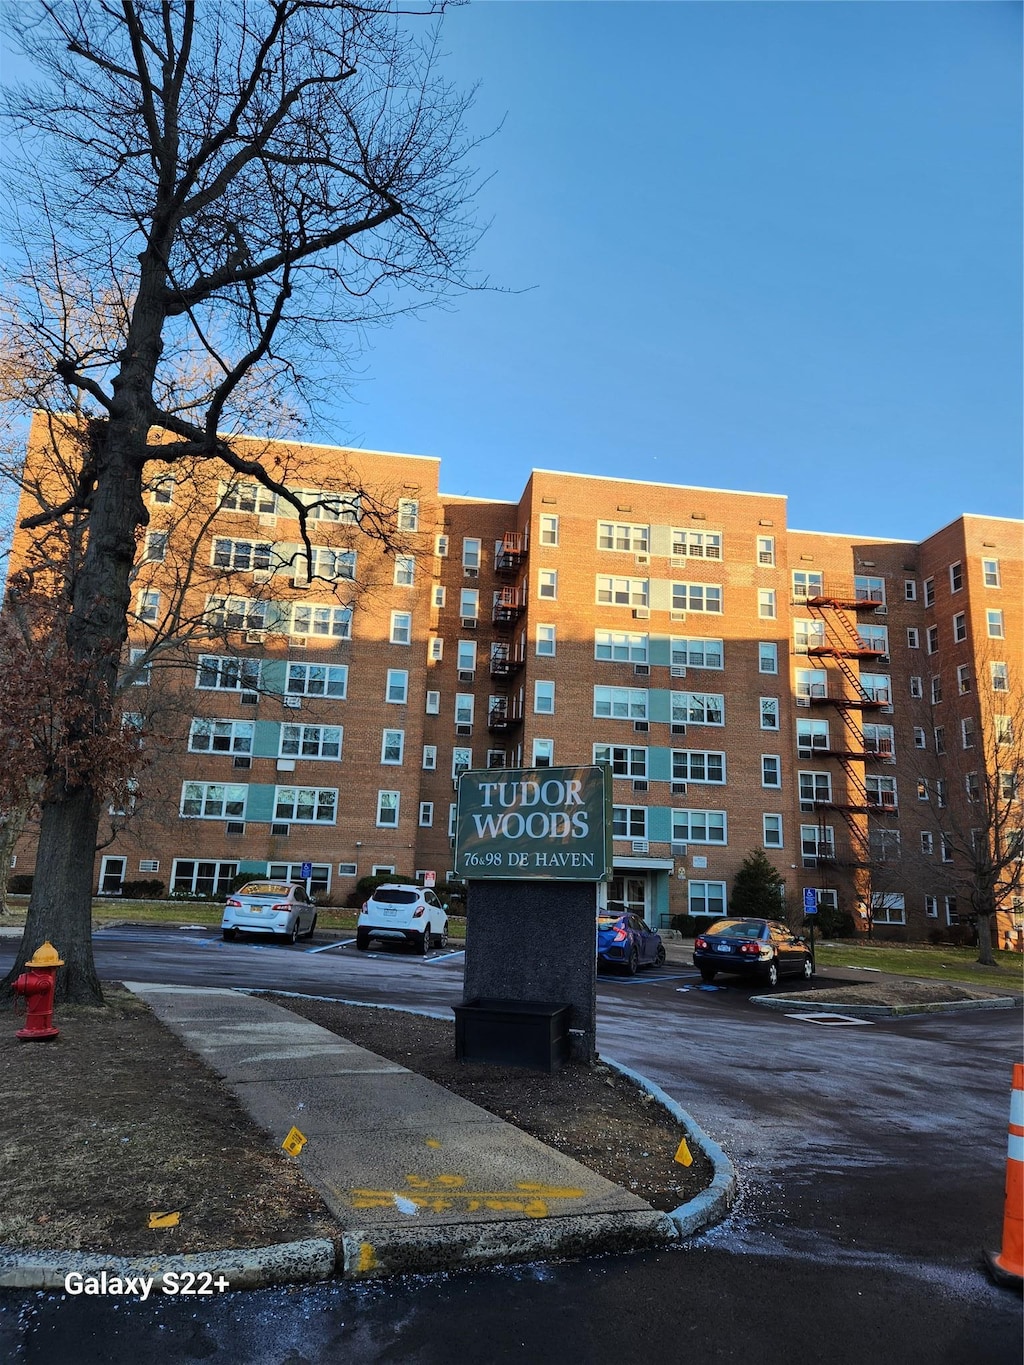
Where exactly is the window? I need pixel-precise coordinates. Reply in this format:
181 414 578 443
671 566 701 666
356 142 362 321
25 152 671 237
198 655 261 692
757 589 776 619
532 738 554 767
913 726 927 749
910 676 923 699
756 535 775 566
966 772 981 802
995 716 1015 745
538 570 558 599
944 896 959 924
283 602 351 638
613 806 648 839
599 522 649 553
796 669 827 698
286 663 347 698
376 791 400 826
761 755 781 788
397 499 419 532
394 555 415 586
390 611 412 645
274 786 337 823
796 719 829 757
594 686 648 720
904 579 917 601
854 575 885 604
961 717 975 750
452 747 472 778
539 514 559 546
144 530 168 562
671 582 722 614
936 779 948 809
386 669 409 704
671 809 727 844
860 673 890 704
858 624 888 654
930 675 942 704
921 832 934 854
799 771 832 806
462 538 481 573
418 802 434 827
800 825 835 862
460 588 479 620
907 628 919 648
792 571 823 600
486 748 506 769
866 775 897 809
763 814 783 848
672 528 721 559
597 576 649 607
957 664 971 694
448 805 458 837
869 829 901 861
999 771 1018 802
794 620 826 654
926 625 939 654
594 745 647 778
180 782 247 820
671 692 724 726
128 648 151 686
923 577 935 607
671 638 724 669
457 640 477 673
188 719 254 754
953 612 967 643
917 779 930 802
941 837 954 865
455 694 475 725
380 729 405 765
151 474 175 505
760 697 779 730
672 750 726 784
934 726 945 754
138 589 161 623
982 558 1001 588
991 662 1009 692
536 624 556 656
435 534 449 557
279 724 342 760
212 537 274 572
425 690 440 715
428 637 443 663
949 562 963 593
870 893 905 925
688 881 726 917
759 642 778 674
862 723 894 757
987 610 1004 638
534 681 555 715
433 586 446 608
219 480 277 514
422 745 437 770
925 895 938 918
595 630 649 663
171 860 238 896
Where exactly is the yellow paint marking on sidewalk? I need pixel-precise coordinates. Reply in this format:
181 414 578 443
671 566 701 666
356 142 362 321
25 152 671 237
674 1138 693 1167
282 1126 307 1157
356 1242 377 1273
148 1211 181 1228
350 1175 585 1218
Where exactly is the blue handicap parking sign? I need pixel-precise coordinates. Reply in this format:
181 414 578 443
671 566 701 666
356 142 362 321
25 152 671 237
300 861 313 878
803 887 818 915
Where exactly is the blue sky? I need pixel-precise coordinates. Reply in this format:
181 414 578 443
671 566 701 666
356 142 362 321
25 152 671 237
328 1 1022 541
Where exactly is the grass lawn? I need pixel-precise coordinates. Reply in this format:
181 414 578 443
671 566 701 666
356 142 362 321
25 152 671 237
814 939 1023 989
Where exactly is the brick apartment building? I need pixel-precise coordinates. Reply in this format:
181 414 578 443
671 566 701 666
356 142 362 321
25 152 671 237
7 415 1023 944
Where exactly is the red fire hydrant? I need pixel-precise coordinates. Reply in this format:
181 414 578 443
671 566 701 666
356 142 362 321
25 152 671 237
13 942 64 1041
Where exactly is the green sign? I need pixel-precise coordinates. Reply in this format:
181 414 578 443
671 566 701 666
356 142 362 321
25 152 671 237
454 765 612 881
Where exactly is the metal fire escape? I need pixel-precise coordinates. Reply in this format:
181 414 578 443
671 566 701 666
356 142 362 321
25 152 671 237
488 531 529 737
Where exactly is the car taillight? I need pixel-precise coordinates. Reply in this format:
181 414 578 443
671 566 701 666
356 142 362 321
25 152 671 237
412 906 425 918
613 928 628 942
272 903 290 912
740 942 761 955
226 898 241 908
695 936 708 950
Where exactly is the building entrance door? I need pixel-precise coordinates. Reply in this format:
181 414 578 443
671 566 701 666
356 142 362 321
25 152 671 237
607 874 647 917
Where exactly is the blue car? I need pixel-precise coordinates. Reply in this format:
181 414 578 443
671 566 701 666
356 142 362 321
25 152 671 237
597 913 666 975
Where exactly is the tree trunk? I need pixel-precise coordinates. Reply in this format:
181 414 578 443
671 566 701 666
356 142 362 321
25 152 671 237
976 909 996 967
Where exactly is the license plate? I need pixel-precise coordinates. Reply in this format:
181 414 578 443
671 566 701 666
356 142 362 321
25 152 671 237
382 908 398 917
247 908 263 914
716 943 732 953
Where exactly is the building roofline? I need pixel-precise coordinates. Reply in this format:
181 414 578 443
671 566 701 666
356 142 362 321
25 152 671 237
526 467 787 501
925 512 1024 537
788 528 918 545
440 494 519 505
234 433 441 463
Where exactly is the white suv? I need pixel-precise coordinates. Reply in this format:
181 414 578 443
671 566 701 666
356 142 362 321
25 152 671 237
356 884 449 954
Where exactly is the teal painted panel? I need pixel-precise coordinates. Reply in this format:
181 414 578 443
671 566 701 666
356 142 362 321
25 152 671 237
238 859 267 875
245 785 276 823
651 871 670 928
254 721 279 758
648 806 672 843
648 636 671 668
261 660 287 695
648 689 671 724
648 748 672 782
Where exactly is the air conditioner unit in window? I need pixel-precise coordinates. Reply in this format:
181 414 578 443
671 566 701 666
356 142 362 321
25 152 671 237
671 842 688 856
458 670 475 683
632 608 650 620
802 856 817 869
292 636 307 649
796 697 811 707
240 692 259 706
634 554 650 566
670 665 687 678
632 780 648 793
631 840 649 854
464 567 479 578
252 570 273 584
292 573 309 589
881 705 894 714
670 611 687 622
283 695 301 709
634 664 650 676
456 724 473 736
461 618 478 630
233 756 251 770
633 721 649 733
270 823 290 837
258 513 277 527
225 821 245 836
671 782 688 795
874 605 888 615
671 723 687 735
245 630 266 644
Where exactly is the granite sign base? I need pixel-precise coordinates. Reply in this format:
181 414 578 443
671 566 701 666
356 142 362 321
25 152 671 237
461 879 598 1064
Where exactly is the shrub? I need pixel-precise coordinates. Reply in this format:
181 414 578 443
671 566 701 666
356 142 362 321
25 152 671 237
670 913 703 937
346 872 417 909
808 904 857 938
119 878 165 899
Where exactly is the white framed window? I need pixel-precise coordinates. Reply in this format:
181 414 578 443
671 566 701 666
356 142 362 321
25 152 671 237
435 534 449 557
198 655 261 692
936 779 948 808
534 680 555 715
923 576 935 607
763 814 783 848
794 620 826 654
532 738 554 767
866 774 898 809
934 725 945 754
796 718 830 756
671 809 727 844
171 859 238 896
397 499 419 532
594 686 648 720
854 575 885 605
425 690 440 715
930 675 942 704
870 893 905 925
283 602 351 639
757 589 776 619
539 514 559 546
982 558 1001 588
967 772 982 802
906 627 919 648
913 726 927 749
672 749 725 783
286 663 347 698
756 535 775 566
924 895 938 918
433 586 446 608
151 474 175 505
758 642 778 674
904 579 917 601
390 611 412 645
761 755 781 788
305 547 356 581
941 836 954 864
926 625 939 654
462 538 481 574
457 640 477 672
858 624 888 654
595 630 648 663
953 612 967 643
372 864 395 878
688 881 727 916
672 528 721 559
381 729 405 765
418 802 434 827
796 668 827 698
455 694 475 725
798 771 832 806
486 748 506 769
448 804 458 838
294 487 361 525
376 791 400 826
599 522 649 553
760 697 779 730
280 724 342 760
460 588 479 619
910 675 923 698
145 530 168 562
949 562 963 593
597 576 649 607
671 638 723 669
274 786 338 824
957 664 971 694
792 570 823 599
219 479 277 515
386 669 409 704
987 610 1004 638
538 569 558 599
428 636 443 663
536 623 556 656
422 745 437 770
394 555 415 586
180 782 247 820
800 825 834 862
128 647 151 686
961 717 975 749
612 806 648 839
862 723 894 758
860 673 891 704
917 779 930 802
452 747 472 778
921 832 934 854
672 582 721 614
594 744 648 778
138 589 161 623
995 715 1015 745
671 692 724 725
991 662 1009 692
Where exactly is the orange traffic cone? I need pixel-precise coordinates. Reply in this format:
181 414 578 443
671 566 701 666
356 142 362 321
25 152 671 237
984 1063 1024 1292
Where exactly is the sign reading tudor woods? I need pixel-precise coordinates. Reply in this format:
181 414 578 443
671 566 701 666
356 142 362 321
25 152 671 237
455 765 612 881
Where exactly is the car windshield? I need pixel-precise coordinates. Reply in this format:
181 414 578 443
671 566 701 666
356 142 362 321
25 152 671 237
705 920 763 939
238 883 292 897
370 888 419 905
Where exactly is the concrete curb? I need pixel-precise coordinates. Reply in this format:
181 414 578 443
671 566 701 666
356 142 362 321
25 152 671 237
751 993 1020 1017
601 1056 737 1237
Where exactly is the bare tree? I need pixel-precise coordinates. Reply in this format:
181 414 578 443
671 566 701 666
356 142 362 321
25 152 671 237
0 1 482 1002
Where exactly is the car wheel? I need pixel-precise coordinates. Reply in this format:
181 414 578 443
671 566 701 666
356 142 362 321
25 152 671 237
356 930 369 951
699 967 716 983
222 928 237 942
285 922 299 946
654 945 666 967
802 955 814 980
436 922 448 950
419 927 431 955
764 959 779 988
303 913 317 940
625 946 639 976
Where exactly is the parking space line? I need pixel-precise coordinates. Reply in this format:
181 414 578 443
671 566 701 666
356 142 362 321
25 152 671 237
306 938 355 954
784 1012 872 1026
424 948 465 963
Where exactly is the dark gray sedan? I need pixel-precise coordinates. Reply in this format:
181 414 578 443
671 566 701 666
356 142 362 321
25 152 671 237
693 918 813 988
